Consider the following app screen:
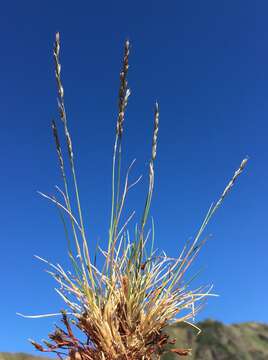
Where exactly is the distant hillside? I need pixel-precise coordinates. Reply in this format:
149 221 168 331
0 354 48 360
2 320 268 360
163 319 268 359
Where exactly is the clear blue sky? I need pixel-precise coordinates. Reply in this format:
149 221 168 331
0 0 267 354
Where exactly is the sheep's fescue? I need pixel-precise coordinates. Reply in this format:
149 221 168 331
22 33 248 360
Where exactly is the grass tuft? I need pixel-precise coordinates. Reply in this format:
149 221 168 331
21 33 248 360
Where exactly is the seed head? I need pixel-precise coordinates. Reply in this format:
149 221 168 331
152 102 159 161
116 40 131 138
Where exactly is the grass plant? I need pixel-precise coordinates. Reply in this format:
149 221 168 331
21 33 248 360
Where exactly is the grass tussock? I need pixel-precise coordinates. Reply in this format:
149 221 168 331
21 33 248 360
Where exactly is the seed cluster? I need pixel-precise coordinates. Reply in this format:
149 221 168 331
116 40 130 138
152 102 159 161
53 32 74 161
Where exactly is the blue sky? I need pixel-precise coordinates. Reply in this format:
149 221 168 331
0 0 267 353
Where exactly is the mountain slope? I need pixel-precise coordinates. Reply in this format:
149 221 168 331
0 354 49 360
163 320 268 360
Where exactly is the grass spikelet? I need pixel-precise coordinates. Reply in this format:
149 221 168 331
22 33 248 360
116 40 130 138
151 102 159 162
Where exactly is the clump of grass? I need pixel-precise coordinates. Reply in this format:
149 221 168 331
21 33 247 360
